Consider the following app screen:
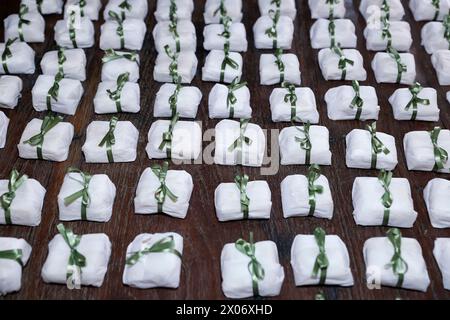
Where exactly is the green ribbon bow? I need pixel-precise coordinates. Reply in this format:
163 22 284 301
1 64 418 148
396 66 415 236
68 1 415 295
349 80 364 120
57 47 66 74
312 227 329 285
271 0 281 8
385 228 408 288
68 10 78 48
98 116 118 163
46 71 64 111
220 42 239 83
107 72 130 112
213 0 228 23
265 9 280 49
0 249 23 267
36 0 43 15
168 83 182 117
443 15 450 48
126 235 182 266
387 46 407 84
381 0 391 20
57 223 87 289
328 18 336 47
169 18 181 53
102 49 139 65
326 0 339 19
405 82 430 121
1 37 18 74
164 45 181 84
108 11 125 49
235 232 265 297
367 121 390 169
432 0 441 20
0 169 28 225
295 121 312 165
332 44 354 81
78 0 86 17
381 16 392 48
228 118 253 164
24 114 63 160
307 164 324 217
274 48 285 83
63 167 92 221
234 174 250 219
378 169 393 226
227 77 247 118
119 0 132 20
158 112 180 158
169 0 178 22
151 161 178 213
429 127 449 171
18 4 31 42
219 15 232 39
282 82 298 121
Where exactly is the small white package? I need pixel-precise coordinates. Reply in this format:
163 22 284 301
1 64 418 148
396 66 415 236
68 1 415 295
21 0 63 15
153 20 197 54
0 237 32 295
94 74 140 114
154 83 202 118
0 40 35 74
270 85 319 123
54 17 95 49
64 0 102 21
0 75 23 109
202 50 243 84
208 81 251 119
259 51 301 85
308 0 346 19
204 0 243 24
40 48 87 81
258 0 297 20
154 50 198 84
318 47 367 81
371 50 416 85
101 49 140 83
431 50 450 85
0 111 9 149
204 22 248 52
100 16 147 51
155 0 193 22
359 0 405 21
424 178 450 228
103 0 148 21
4 5 45 43
433 238 450 290
409 0 450 21
253 14 294 49
310 19 357 49
364 21 412 52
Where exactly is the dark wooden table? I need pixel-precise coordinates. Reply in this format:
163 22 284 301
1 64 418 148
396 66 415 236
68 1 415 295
1 0 450 300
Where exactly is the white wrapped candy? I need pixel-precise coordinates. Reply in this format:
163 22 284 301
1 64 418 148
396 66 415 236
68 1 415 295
433 238 450 290
134 166 193 218
448 91 450 103
104 0 148 21
270 86 319 123
100 18 147 51
41 48 86 81
154 51 198 84
0 237 32 296
388 86 439 121
359 0 405 21
21 0 63 14
371 51 416 85
424 178 450 228
253 15 294 49
4 8 45 43
32 75 84 115
101 50 140 83
308 0 346 19
82 120 139 163
279 125 332 165
364 21 412 52
0 76 23 109
155 0 193 22
64 0 102 21
202 50 243 83
204 0 243 24
318 48 367 81
259 0 297 20
310 19 357 49
123 233 183 289
154 83 201 118
0 40 35 74
214 119 265 167
204 23 248 52
431 50 450 85
54 17 95 49
409 0 450 21
259 52 301 85
0 111 9 149
421 21 450 54
94 79 140 114
153 20 197 54
208 82 251 119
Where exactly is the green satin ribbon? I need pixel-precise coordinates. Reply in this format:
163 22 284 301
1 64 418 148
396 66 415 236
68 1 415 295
367 121 390 169
164 45 181 84
57 47 66 74
151 161 178 213
227 77 247 118
381 16 392 48
126 235 182 266
36 0 43 15
432 0 441 20
381 0 391 20
98 116 118 163
0 249 23 267
386 228 408 288
213 0 228 23
108 11 125 49
274 48 285 83
443 15 450 49
307 164 324 217
24 114 63 160
387 46 407 84
169 0 178 22
68 10 78 48
0 169 28 225
220 42 239 83
228 118 253 164
378 169 393 226
295 121 312 165
158 112 180 158
1 37 18 74
312 227 329 285
429 127 449 171
107 72 130 112
405 82 430 121
102 49 139 65
235 232 265 297
349 80 363 120
265 9 280 49
328 18 336 48
18 4 31 42
46 71 64 111
271 0 281 8
78 0 86 17
56 223 87 289
64 167 92 221
168 83 182 117
326 0 339 19
169 18 180 53
332 44 354 81
282 82 298 121
234 174 250 219
119 0 132 20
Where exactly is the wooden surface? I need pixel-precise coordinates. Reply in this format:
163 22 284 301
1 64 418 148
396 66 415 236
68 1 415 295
1 0 450 300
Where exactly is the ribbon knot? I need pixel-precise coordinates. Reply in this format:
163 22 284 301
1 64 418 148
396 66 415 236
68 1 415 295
78 0 86 17
274 48 285 83
432 0 441 20
326 0 339 19
164 45 181 84
307 164 324 217
227 77 247 118
102 49 139 65
64 167 92 221
282 82 298 121
126 235 182 266
381 0 391 20
332 44 354 80
57 47 67 74
98 116 118 163
429 127 449 171
169 18 181 52
312 227 329 285
349 80 364 120
265 9 280 49
220 42 239 83
381 16 392 47
378 169 393 226
2 37 18 74
228 118 253 164
169 0 178 22
108 11 125 49
46 71 64 111
107 72 130 112
68 10 78 48
328 18 336 47
295 121 312 165
18 4 31 42
387 46 407 84
367 121 390 169
385 228 408 288
0 169 28 225
151 161 178 213
118 0 132 20
168 83 182 117
234 174 250 219
0 249 23 267
158 112 180 158
24 114 63 160
404 82 430 120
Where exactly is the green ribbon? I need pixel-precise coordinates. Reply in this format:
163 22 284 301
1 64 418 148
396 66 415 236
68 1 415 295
367 121 390 169
0 249 23 267
102 49 139 65
36 0 43 15
168 83 181 117
295 121 312 165
404 82 430 121
57 47 66 74
118 0 132 20
169 18 180 53
1 37 18 74
349 80 363 120
312 227 329 285
387 46 407 84
429 127 449 171
151 161 178 213
0 169 28 225
18 4 31 42
265 9 280 49
78 0 86 17
381 0 391 20
68 10 78 48
46 71 64 111
228 118 253 164
164 45 181 84
98 116 118 163
274 48 285 83
24 114 63 160
158 112 180 158
107 72 130 112
443 15 450 49
326 0 339 19
220 42 239 83
126 235 182 266
63 167 92 221
378 169 393 226
328 18 336 48
381 16 392 48
385 228 408 288
307 164 324 217
234 174 250 219
271 0 281 8
108 11 125 49
332 44 354 81
235 232 265 297
227 77 247 118
169 0 178 22
213 0 228 23
432 0 441 20
282 82 298 121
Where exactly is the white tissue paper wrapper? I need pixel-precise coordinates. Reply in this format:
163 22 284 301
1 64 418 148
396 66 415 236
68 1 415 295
58 172 116 222
431 50 450 85
134 168 193 218
101 51 140 82
94 81 140 114
123 233 183 288
0 75 22 109
153 20 197 53
359 0 405 21
21 0 63 14
204 23 248 52
155 0 193 22
424 178 450 228
154 83 201 118
54 18 95 48
154 51 198 84
388 87 439 121
253 15 294 49
421 22 450 54
0 111 9 149
364 21 412 52
279 125 332 165
18 118 74 162
100 18 147 51
204 0 243 24
259 53 301 85
214 119 265 167
0 237 31 295
4 12 45 43
214 180 272 221
318 48 367 81
308 0 346 19
221 240 285 298
259 0 297 20
41 48 86 81
41 233 111 287
372 52 416 85
291 234 354 286
65 0 102 21
202 50 243 84
433 238 450 290
0 41 35 74
409 0 450 21
104 0 148 21
310 19 357 49
363 236 430 292
270 87 319 123
208 83 251 119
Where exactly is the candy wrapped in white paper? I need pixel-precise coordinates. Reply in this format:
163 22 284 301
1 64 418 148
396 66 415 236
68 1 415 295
431 50 450 85
270 87 319 123
134 167 193 218
372 52 416 85
253 15 294 49
204 23 248 52
279 125 332 165
21 0 63 14
346 128 398 170
153 20 197 53
421 22 450 54
4 11 45 43
54 17 95 49
0 76 22 109
123 233 184 288
65 0 102 21
32 75 84 115
281 174 333 219
424 178 450 228
82 120 139 163
352 177 417 227
0 175 46 226
154 51 198 84
0 112 9 149
318 48 367 81
204 0 243 24
310 19 357 49
155 0 193 22
100 18 147 51
94 80 140 114
363 236 430 292
57 172 116 222
101 51 140 83
41 232 111 287
259 53 301 85
388 87 439 121
208 83 251 119
202 50 243 83
104 0 148 20
146 120 202 160
214 119 265 167
433 238 450 290
154 84 201 118
404 129 450 172
259 0 297 20
359 0 405 21
409 0 450 21
308 0 346 19
215 180 272 221
364 21 412 52
41 49 86 81
291 234 353 286
18 118 74 162
0 237 31 295
0 41 35 74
